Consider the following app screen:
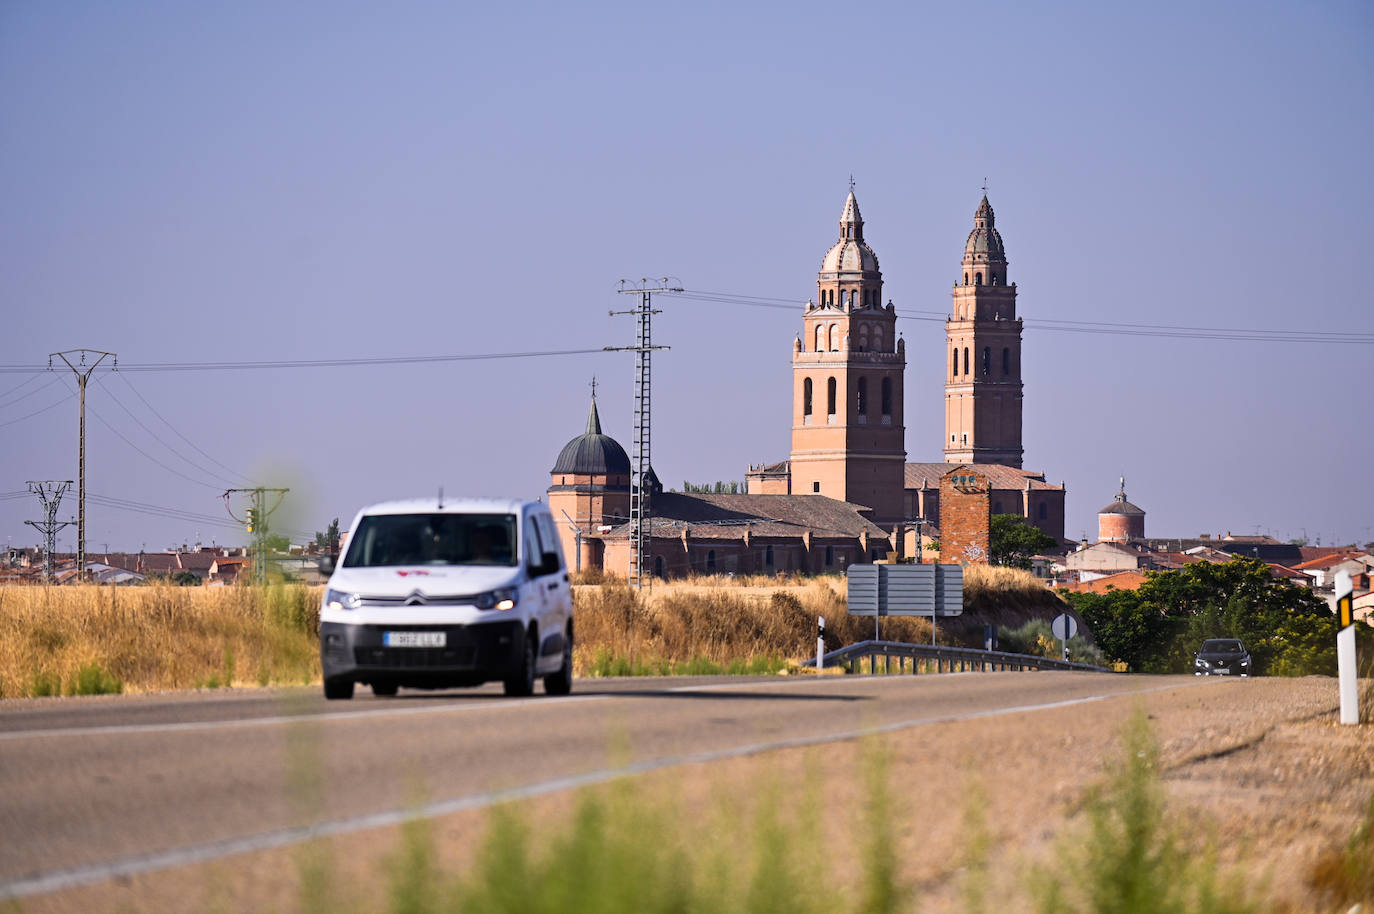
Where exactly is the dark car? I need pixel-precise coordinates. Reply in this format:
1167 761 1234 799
1193 638 1252 677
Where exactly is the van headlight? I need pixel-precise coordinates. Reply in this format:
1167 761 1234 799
325 589 361 612
473 587 519 611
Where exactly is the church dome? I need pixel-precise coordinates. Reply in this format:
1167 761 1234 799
821 239 880 273
963 195 1006 261
820 190 881 274
1098 479 1145 516
551 399 630 476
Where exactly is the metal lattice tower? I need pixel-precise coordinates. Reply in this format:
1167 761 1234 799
24 480 74 583
49 349 115 582
607 280 677 588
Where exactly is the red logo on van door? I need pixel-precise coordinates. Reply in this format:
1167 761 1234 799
396 570 431 577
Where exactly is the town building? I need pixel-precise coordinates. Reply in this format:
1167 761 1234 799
555 187 1067 578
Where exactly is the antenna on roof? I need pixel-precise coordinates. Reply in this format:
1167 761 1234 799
438 486 444 509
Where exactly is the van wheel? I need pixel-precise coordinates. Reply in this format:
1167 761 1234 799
324 678 354 700
544 630 573 696
371 682 398 697
504 634 536 697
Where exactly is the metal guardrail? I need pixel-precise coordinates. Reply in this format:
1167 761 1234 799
802 639 1112 675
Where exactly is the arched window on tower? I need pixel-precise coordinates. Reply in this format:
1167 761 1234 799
964 272 969 285
858 325 869 352
857 377 868 415
827 377 836 416
881 377 892 415
952 347 958 377
982 347 990 376
874 326 882 350
803 378 813 417
963 347 969 375
975 272 983 285
815 324 824 352
1002 347 1010 375
829 323 839 351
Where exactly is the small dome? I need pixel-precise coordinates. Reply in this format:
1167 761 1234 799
821 239 880 273
551 399 630 476
1098 479 1145 516
963 195 1006 261
820 189 881 274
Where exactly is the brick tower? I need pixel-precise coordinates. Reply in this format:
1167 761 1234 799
789 188 906 523
944 195 1024 468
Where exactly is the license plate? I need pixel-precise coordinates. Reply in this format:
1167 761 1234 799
1215 667 1231 674
384 631 446 648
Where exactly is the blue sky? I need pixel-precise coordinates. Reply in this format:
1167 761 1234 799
2 0 1371 553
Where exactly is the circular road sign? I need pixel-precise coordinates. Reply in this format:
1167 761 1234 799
1052 613 1078 641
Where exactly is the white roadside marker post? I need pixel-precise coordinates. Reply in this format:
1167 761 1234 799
1336 571 1359 726
817 616 825 672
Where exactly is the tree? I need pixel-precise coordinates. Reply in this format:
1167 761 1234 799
314 518 340 553
988 514 1058 569
1064 557 1343 675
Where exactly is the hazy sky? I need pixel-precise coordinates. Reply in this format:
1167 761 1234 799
2 0 1371 554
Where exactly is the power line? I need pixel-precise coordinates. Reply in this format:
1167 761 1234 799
93 375 243 488
58 378 224 491
0 375 62 410
115 372 251 485
0 346 610 374
0 372 45 401
670 289 1374 344
0 390 75 429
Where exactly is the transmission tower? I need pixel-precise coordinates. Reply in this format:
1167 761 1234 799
23 481 74 583
606 279 677 588
223 487 290 584
50 349 116 582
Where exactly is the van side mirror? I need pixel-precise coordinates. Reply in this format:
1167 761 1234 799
318 555 336 575
539 552 562 577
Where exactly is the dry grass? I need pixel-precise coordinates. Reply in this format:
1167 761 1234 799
1 564 1068 696
572 576 935 675
0 583 321 698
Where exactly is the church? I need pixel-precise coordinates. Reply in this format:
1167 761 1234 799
548 188 1066 578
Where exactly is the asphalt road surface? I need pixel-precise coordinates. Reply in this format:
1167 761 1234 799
0 672 1193 901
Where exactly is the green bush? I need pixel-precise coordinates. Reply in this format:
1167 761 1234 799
68 662 123 696
1031 711 1261 914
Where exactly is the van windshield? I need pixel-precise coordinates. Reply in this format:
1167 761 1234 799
342 514 518 568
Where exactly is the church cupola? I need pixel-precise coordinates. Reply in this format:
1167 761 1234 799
817 184 883 313
961 195 1008 287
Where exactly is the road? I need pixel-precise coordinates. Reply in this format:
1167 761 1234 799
0 671 1187 902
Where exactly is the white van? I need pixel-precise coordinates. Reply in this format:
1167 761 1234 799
318 497 573 700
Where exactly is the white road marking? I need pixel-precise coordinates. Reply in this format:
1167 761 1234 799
0 678 1211 900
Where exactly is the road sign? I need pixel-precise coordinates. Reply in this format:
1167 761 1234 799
1051 613 1078 641
847 564 964 617
1337 593 1354 631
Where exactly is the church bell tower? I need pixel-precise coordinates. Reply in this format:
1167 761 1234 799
789 188 906 523
944 194 1023 468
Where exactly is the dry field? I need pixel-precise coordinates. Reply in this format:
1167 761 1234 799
0 567 1067 696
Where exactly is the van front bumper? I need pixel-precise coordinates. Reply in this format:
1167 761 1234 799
320 619 525 688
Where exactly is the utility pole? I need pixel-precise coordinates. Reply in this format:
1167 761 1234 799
606 279 677 589
49 349 115 582
223 487 290 584
23 480 74 583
